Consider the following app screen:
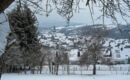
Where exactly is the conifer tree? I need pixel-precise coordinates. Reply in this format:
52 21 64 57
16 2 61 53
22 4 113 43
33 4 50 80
8 4 42 74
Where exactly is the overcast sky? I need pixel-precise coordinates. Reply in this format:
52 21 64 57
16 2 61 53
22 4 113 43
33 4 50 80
36 0 130 27
6 0 130 28
36 1 103 27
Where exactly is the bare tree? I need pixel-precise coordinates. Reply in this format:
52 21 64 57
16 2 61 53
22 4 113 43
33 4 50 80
52 0 130 25
1 0 130 24
52 0 74 26
46 50 54 74
60 48 70 75
39 46 53 74
80 27 106 75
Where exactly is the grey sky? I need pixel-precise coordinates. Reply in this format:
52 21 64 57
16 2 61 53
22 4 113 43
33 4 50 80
6 0 130 28
37 1 130 28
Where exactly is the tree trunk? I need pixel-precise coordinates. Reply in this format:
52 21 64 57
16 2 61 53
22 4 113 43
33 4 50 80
55 64 59 75
24 65 27 74
67 64 70 75
52 65 54 74
39 65 43 74
0 0 14 13
93 64 96 75
48 61 52 74
31 67 35 74
39 57 44 74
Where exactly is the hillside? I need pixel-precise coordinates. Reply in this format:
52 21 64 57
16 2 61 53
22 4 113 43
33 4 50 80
39 24 130 63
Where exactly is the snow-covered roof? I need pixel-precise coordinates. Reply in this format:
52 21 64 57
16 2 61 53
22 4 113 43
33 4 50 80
104 39 130 60
40 24 130 62
69 49 79 61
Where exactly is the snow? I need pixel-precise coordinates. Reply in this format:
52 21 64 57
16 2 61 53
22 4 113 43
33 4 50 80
1 73 130 80
0 13 10 56
2 64 130 80
104 39 130 60
40 24 130 63
56 26 65 30
56 25 86 30
25 64 129 75
69 49 79 61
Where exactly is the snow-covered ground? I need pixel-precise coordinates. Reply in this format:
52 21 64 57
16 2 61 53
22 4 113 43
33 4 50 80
34 64 130 75
1 64 130 80
2 73 130 80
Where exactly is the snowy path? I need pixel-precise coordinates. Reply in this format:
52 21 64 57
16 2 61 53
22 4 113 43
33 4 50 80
1 74 130 80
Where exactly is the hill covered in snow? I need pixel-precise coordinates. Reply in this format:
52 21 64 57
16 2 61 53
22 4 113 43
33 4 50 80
39 24 130 63
39 24 130 39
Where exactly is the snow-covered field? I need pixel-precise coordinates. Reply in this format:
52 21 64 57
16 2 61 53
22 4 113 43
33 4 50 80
35 64 130 75
2 73 130 80
1 64 130 80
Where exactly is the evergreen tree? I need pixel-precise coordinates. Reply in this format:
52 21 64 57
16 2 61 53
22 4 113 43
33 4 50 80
8 4 42 74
